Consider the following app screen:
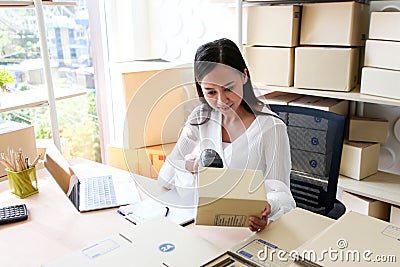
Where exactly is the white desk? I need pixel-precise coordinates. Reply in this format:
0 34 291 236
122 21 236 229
0 158 334 267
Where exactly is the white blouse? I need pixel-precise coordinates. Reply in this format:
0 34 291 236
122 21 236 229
158 104 296 222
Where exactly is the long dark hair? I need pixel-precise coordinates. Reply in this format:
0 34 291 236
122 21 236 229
192 38 271 125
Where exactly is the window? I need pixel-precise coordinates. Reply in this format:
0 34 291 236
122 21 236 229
0 0 101 162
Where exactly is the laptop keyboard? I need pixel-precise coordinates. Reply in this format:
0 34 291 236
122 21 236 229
85 175 117 210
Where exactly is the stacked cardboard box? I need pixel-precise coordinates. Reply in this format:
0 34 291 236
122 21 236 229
295 1 368 92
107 143 175 179
0 122 37 179
341 191 390 221
244 5 300 87
340 116 389 180
361 12 400 100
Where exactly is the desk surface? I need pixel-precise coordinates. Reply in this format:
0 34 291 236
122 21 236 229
0 158 333 267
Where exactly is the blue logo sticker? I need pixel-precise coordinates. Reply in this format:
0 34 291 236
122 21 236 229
311 137 319 146
309 160 318 168
159 243 175 253
314 117 322 123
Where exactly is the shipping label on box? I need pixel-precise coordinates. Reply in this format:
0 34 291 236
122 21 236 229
369 12 400 42
364 40 400 71
244 46 294 87
390 205 400 226
247 5 300 47
300 1 369 46
361 67 400 100
0 122 37 178
340 141 380 180
348 116 389 143
196 167 266 227
294 47 359 92
342 191 390 221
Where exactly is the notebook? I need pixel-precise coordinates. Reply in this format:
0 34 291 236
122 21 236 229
43 217 223 267
117 188 195 226
44 146 140 212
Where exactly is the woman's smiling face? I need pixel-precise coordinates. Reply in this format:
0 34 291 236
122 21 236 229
199 64 247 115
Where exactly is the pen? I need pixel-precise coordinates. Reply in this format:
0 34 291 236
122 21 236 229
165 207 169 217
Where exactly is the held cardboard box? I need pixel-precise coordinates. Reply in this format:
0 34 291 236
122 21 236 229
342 191 390 221
246 5 300 47
390 205 400 226
0 122 37 178
300 1 369 46
294 47 359 92
288 95 349 116
369 12 400 42
196 167 266 227
107 143 175 179
360 67 400 100
260 91 303 105
364 40 400 71
348 116 389 143
339 141 380 180
244 46 294 86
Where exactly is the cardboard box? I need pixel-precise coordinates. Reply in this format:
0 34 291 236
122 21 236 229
340 141 380 180
288 95 349 116
196 167 266 227
348 116 389 143
247 5 300 47
390 205 400 226
244 46 294 86
364 40 400 71
369 12 400 42
300 1 369 46
259 91 303 105
342 191 390 221
107 143 175 179
296 211 400 267
120 66 194 149
361 67 400 100
0 122 37 178
294 47 359 91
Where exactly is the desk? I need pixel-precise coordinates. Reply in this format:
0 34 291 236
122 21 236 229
1 158 333 267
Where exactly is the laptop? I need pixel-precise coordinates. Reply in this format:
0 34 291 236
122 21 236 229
44 146 140 212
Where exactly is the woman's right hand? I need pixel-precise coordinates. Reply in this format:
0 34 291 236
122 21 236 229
184 155 200 174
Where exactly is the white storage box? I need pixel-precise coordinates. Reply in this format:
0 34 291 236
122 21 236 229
364 40 400 71
361 67 400 100
369 12 400 42
342 191 390 221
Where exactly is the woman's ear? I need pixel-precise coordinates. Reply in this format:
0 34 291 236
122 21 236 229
243 68 249 84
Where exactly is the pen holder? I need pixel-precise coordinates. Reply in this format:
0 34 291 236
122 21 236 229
6 166 39 198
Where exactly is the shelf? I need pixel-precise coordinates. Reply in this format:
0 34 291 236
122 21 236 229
255 84 400 107
0 89 86 113
0 1 75 7
338 171 400 206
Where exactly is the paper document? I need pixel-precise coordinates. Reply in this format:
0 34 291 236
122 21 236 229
117 189 195 226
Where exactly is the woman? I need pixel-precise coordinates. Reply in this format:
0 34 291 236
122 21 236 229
158 38 295 232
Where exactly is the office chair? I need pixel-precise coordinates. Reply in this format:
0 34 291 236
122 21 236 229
270 104 346 220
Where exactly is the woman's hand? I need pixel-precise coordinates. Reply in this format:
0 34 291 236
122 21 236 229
185 156 199 174
249 202 271 232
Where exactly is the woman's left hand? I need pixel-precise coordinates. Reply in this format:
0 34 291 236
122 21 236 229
248 202 271 232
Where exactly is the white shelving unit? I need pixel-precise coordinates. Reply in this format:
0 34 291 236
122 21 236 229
239 0 400 208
